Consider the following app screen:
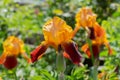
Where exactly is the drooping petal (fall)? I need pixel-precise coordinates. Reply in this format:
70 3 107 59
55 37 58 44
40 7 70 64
63 43 78 59
43 16 73 49
62 41 82 64
94 23 105 38
31 42 48 63
92 22 108 45
93 23 112 55
82 44 100 58
3 56 17 69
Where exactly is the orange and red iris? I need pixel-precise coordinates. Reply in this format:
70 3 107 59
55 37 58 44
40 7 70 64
31 17 82 65
74 7 112 58
82 22 112 58
0 36 30 69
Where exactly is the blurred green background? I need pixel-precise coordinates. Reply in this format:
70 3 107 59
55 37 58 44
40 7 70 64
0 0 120 80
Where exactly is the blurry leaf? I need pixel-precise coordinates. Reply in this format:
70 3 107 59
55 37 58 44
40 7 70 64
31 76 43 80
100 50 108 57
3 0 13 5
40 70 55 80
53 9 63 15
71 66 88 80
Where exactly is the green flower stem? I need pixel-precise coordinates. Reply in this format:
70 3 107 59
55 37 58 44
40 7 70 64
58 72 65 80
11 68 18 80
87 39 94 64
90 66 98 80
56 46 66 80
87 39 98 80
13 69 18 80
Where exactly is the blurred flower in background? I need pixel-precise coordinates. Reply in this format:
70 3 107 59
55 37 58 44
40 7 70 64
74 7 112 59
0 36 30 69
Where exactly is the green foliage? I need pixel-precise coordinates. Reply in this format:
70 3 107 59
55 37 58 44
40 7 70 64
102 17 120 53
65 66 89 80
0 0 120 80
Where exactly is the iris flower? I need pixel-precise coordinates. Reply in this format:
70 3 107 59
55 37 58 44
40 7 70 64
82 22 112 58
31 17 82 65
0 36 30 69
74 7 112 58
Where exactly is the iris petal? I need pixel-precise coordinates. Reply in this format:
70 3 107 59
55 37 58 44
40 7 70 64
63 52 70 59
89 27 95 40
31 44 48 63
82 44 100 58
62 41 82 64
3 56 17 69
0 52 7 64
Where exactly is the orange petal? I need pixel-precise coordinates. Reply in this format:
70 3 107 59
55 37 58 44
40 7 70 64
81 44 89 52
98 72 106 79
72 26 80 38
62 41 82 64
3 56 17 69
82 44 91 58
30 43 48 63
108 47 112 55
0 52 7 64
104 43 112 55
94 22 105 37
63 52 70 59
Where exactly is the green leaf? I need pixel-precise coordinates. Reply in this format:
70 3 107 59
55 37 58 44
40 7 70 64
40 70 55 80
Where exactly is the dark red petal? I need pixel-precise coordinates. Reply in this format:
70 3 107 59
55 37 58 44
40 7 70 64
3 56 17 69
63 43 78 59
90 45 100 58
62 41 82 64
83 44 100 58
30 44 47 63
89 27 95 40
